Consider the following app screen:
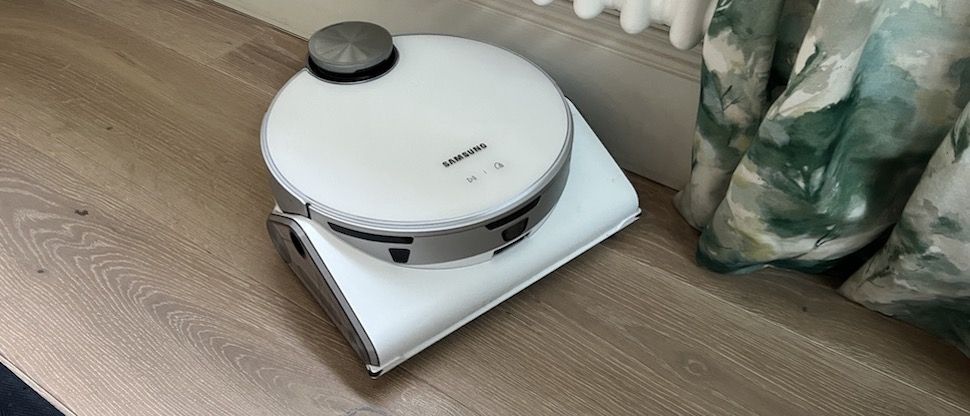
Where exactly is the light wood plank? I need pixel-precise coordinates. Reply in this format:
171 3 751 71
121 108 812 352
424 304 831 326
401 247 969 415
209 27 307 96
0 120 471 416
600 175 970 409
68 0 306 96
0 0 315 313
65 0 265 61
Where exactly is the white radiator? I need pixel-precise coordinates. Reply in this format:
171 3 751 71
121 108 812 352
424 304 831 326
531 0 714 50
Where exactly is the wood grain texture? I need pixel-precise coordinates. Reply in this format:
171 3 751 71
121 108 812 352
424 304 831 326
0 0 968 415
601 175 970 409
0 0 315 314
65 0 265 61
0 119 471 415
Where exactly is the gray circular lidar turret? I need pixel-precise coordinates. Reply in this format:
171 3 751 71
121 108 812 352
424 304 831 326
308 22 394 74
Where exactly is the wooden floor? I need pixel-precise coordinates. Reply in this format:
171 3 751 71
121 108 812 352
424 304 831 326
1 1 969 415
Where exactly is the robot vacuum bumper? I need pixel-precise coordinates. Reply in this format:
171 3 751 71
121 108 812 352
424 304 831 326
266 102 640 376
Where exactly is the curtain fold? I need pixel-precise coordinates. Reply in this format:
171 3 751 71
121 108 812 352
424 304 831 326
841 104 970 356
675 0 970 352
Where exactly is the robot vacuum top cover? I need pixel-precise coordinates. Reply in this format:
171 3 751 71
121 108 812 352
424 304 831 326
262 29 572 233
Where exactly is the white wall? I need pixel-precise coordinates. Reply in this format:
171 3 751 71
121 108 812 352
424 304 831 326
215 0 701 189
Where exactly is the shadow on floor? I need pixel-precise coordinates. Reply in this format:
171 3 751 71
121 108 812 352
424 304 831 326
0 363 61 416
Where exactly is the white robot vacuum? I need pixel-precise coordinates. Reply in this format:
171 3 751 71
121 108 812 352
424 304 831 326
262 21 640 376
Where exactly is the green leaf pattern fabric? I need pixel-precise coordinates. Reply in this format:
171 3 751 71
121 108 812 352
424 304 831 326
840 105 970 355
674 0 970 352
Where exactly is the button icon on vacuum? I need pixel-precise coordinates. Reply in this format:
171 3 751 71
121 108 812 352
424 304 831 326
494 161 505 170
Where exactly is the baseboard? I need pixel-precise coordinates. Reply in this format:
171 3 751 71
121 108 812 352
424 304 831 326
213 0 701 189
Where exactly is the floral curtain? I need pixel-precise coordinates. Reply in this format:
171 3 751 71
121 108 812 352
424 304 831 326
675 0 970 352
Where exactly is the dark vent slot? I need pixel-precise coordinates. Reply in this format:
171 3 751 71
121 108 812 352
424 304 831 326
501 218 528 242
329 222 414 244
289 230 307 259
486 196 541 230
389 248 411 263
494 233 528 256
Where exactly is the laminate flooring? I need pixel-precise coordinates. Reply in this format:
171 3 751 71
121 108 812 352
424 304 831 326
1 1 969 414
